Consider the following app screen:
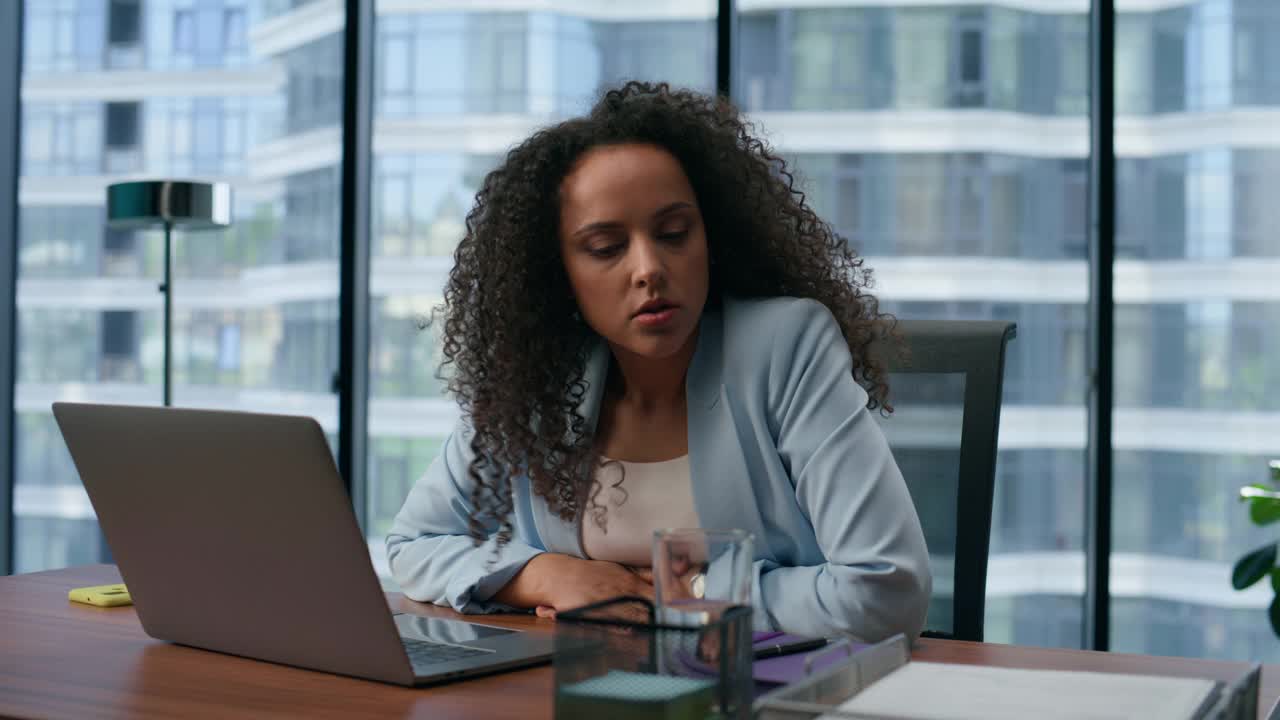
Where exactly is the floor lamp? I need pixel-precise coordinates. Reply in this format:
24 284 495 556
105 180 232 407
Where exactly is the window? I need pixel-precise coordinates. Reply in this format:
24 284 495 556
959 29 982 83
107 0 140 46
1114 7 1280 649
100 311 135 358
987 158 1022 256
23 103 101 175
1058 17 1089 115
224 8 247 56
737 12 781 111
99 310 139 382
104 101 140 173
217 324 241 372
1152 12 1188 113
24 1 86 72
19 206 99 278
949 156 986 254
364 6 715 567
106 0 143 69
14 0 345 573
21 108 53 173
173 10 195 55
954 18 985 106
743 4 1089 649
835 159 863 248
104 102 138 148
465 14 528 113
101 227 138 277
285 34 343 134
192 99 221 174
790 10 873 111
892 10 950 109
1232 151 1280 257
380 34 412 102
1152 160 1186 259
284 168 340 263
893 156 946 254
1060 160 1089 258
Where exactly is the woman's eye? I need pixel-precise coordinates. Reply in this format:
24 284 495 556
588 244 623 258
657 229 689 242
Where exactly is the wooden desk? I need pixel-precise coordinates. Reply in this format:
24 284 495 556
2 565 1276 719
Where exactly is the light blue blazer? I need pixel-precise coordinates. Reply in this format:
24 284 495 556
387 296 932 641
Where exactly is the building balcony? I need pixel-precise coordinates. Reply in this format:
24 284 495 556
754 107 1280 159
21 67 283 103
19 257 1280 311
236 106 1280 186
250 0 344 58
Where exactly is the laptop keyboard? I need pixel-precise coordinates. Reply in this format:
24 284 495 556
402 638 491 669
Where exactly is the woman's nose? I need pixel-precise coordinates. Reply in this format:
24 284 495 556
629 237 666 289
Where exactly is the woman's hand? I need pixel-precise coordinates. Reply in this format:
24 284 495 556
495 553 654 619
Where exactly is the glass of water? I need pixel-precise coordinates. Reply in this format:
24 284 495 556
652 528 754 627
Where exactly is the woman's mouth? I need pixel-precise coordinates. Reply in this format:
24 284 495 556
633 300 679 328
635 307 678 327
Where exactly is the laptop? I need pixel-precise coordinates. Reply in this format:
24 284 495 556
51 401 554 687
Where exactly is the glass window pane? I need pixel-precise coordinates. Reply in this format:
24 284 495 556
365 0 716 579
1113 1 1280 663
740 2 1089 648
959 27 983 84
23 109 52 172
104 102 138 147
15 0 344 573
893 10 950 109
380 35 411 97
224 8 247 58
107 0 140 45
173 9 195 55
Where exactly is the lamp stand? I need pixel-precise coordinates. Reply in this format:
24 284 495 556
160 220 172 407
106 179 232 407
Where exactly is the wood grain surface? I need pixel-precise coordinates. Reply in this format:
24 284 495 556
1 565 1275 719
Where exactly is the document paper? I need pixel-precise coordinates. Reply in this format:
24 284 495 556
826 662 1217 720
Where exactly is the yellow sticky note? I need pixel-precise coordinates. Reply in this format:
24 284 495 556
68 583 133 607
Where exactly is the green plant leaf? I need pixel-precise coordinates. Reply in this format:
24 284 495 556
1251 496 1280 526
1269 594 1280 639
1270 569 1280 594
1232 543 1277 590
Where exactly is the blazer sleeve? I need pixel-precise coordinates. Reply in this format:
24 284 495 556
385 418 545 614
752 299 932 641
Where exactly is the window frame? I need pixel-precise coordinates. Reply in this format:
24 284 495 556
1 0 21 575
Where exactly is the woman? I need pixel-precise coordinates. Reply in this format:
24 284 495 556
386 81 931 641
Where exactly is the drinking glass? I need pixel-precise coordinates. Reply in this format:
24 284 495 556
652 528 754 626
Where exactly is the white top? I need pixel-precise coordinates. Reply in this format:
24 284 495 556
579 455 698 567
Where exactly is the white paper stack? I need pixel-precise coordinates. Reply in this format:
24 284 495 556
824 662 1219 720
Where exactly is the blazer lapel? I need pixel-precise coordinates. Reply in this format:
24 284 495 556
685 306 773 560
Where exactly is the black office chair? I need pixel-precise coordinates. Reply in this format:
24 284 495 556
872 320 1016 642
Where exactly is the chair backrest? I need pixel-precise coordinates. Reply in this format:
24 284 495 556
872 319 1016 642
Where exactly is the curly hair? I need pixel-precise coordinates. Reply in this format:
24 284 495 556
439 81 896 544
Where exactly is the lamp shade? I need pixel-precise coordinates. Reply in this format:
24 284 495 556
106 180 232 230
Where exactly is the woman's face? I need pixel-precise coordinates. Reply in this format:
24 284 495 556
558 143 710 361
